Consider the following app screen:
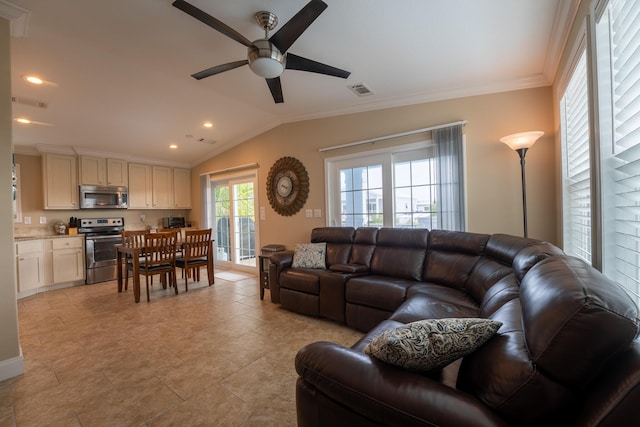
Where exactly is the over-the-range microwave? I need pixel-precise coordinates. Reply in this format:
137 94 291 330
79 185 128 209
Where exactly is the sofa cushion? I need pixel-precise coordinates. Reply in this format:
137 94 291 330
391 290 478 324
363 318 502 372
369 228 429 281
349 227 378 266
311 227 354 266
280 269 321 294
346 275 415 311
292 243 327 269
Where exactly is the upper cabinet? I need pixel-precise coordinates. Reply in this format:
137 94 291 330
173 168 191 208
128 163 153 209
79 156 128 186
42 154 78 209
152 166 173 209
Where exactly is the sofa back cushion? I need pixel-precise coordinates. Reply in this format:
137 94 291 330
369 228 428 281
422 230 489 290
311 227 354 266
349 227 378 267
457 255 639 425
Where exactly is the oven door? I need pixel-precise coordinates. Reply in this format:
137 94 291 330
85 234 121 269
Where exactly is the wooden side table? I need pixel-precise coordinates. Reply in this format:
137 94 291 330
259 244 285 300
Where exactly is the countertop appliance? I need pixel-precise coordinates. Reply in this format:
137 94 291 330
79 217 124 284
79 185 128 209
162 217 186 229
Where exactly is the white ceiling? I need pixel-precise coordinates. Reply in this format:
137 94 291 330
3 0 573 167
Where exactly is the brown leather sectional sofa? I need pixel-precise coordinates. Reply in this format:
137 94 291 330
268 227 640 426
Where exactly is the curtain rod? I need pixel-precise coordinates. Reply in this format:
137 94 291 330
201 162 259 177
318 120 468 153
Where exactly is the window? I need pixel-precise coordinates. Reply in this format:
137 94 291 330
326 125 465 230
596 0 640 304
560 49 592 263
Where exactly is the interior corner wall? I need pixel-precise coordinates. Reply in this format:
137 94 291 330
191 86 557 250
0 17 23 380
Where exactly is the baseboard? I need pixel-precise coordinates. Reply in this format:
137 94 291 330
0 347 24 381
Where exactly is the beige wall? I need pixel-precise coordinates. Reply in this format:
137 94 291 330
13 154 189 235
191 86 557 250
0 18 22 375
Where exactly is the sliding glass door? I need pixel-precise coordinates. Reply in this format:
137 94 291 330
211 175 258 272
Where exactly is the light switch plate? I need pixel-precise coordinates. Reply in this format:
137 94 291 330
260 207 266 220
39 216 47 224
305 209 313 218
314 209 322 218
24 216 31 224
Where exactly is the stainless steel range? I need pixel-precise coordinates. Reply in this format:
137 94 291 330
79 217 124 284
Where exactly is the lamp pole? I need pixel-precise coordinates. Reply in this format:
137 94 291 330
500 131 543 239
516 148 529 238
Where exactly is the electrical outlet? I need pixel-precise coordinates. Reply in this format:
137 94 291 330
39 216 47 224
24 216 31 224
139 214 145 222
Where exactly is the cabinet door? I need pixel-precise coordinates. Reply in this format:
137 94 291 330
52 238 85 283
173 168 191 208
128 163 152 208
52 249 85 283
16 241 44 292
152 166 173 208
79 156 106 185
107 159 128 186
43 154 78 209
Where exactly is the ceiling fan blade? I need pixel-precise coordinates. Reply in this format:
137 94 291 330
286 53 350 79
269 0 327 53
266 78 284 103
191 60 249 80
172 0 253 48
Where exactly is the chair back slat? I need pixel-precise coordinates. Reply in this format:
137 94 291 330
122 229 149 247
144 231 178 268
183 229 212 259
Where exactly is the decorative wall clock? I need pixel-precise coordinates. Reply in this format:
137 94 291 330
266 156 309 216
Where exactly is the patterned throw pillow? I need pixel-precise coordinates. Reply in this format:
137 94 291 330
364 318 502 372
291 243 327 269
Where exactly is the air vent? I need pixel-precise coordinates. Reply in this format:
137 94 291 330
12 96 48 109
198 138 216 145
348 83 375 97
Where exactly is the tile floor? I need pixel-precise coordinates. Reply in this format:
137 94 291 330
0 270 364 426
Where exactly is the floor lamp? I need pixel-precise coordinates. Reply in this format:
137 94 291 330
500 131 544 238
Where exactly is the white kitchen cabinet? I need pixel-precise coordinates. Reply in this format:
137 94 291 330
152 166 173 208
43 154 78 209
106 158 128 186
80 156 128 186
173 168 191 208
51 237 85 284
15 240 45 292
128 163 153 208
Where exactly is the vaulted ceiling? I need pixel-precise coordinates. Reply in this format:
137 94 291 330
3 0 574 167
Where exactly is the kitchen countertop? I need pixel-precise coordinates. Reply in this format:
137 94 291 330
15 234 83 242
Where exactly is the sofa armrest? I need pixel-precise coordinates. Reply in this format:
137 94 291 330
295 341 509 427
267 250 294 303
329 263 369 274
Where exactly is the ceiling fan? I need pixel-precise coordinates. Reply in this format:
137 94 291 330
172 0 351 103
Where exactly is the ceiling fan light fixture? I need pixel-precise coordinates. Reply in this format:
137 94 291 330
248 40 285 78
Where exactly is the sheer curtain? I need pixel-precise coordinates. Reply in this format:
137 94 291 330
433 124 465 231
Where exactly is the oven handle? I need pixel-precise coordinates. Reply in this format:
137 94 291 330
85 235 122 241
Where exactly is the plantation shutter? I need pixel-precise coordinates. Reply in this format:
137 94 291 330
598 0 640 304
561 50 591 263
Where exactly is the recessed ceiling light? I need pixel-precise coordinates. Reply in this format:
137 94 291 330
23 75 43 85
203 122 213 128
169 144 178 149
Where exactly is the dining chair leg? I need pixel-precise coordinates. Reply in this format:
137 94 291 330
145 275 151 302
173 271 178 295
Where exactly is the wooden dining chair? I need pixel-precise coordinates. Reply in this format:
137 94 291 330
140 231 178 302
176 228 214 291
121 229 149 290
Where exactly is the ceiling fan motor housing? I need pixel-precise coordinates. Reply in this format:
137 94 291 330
248 39 286 78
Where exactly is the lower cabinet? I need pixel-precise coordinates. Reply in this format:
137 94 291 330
52 237 85 284
15 236 85 296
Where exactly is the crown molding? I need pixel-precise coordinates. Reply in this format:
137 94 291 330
543 0 581 83
0 0 30 37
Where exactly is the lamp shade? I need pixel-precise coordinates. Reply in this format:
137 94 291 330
500 131 544 151
248 40 285 79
